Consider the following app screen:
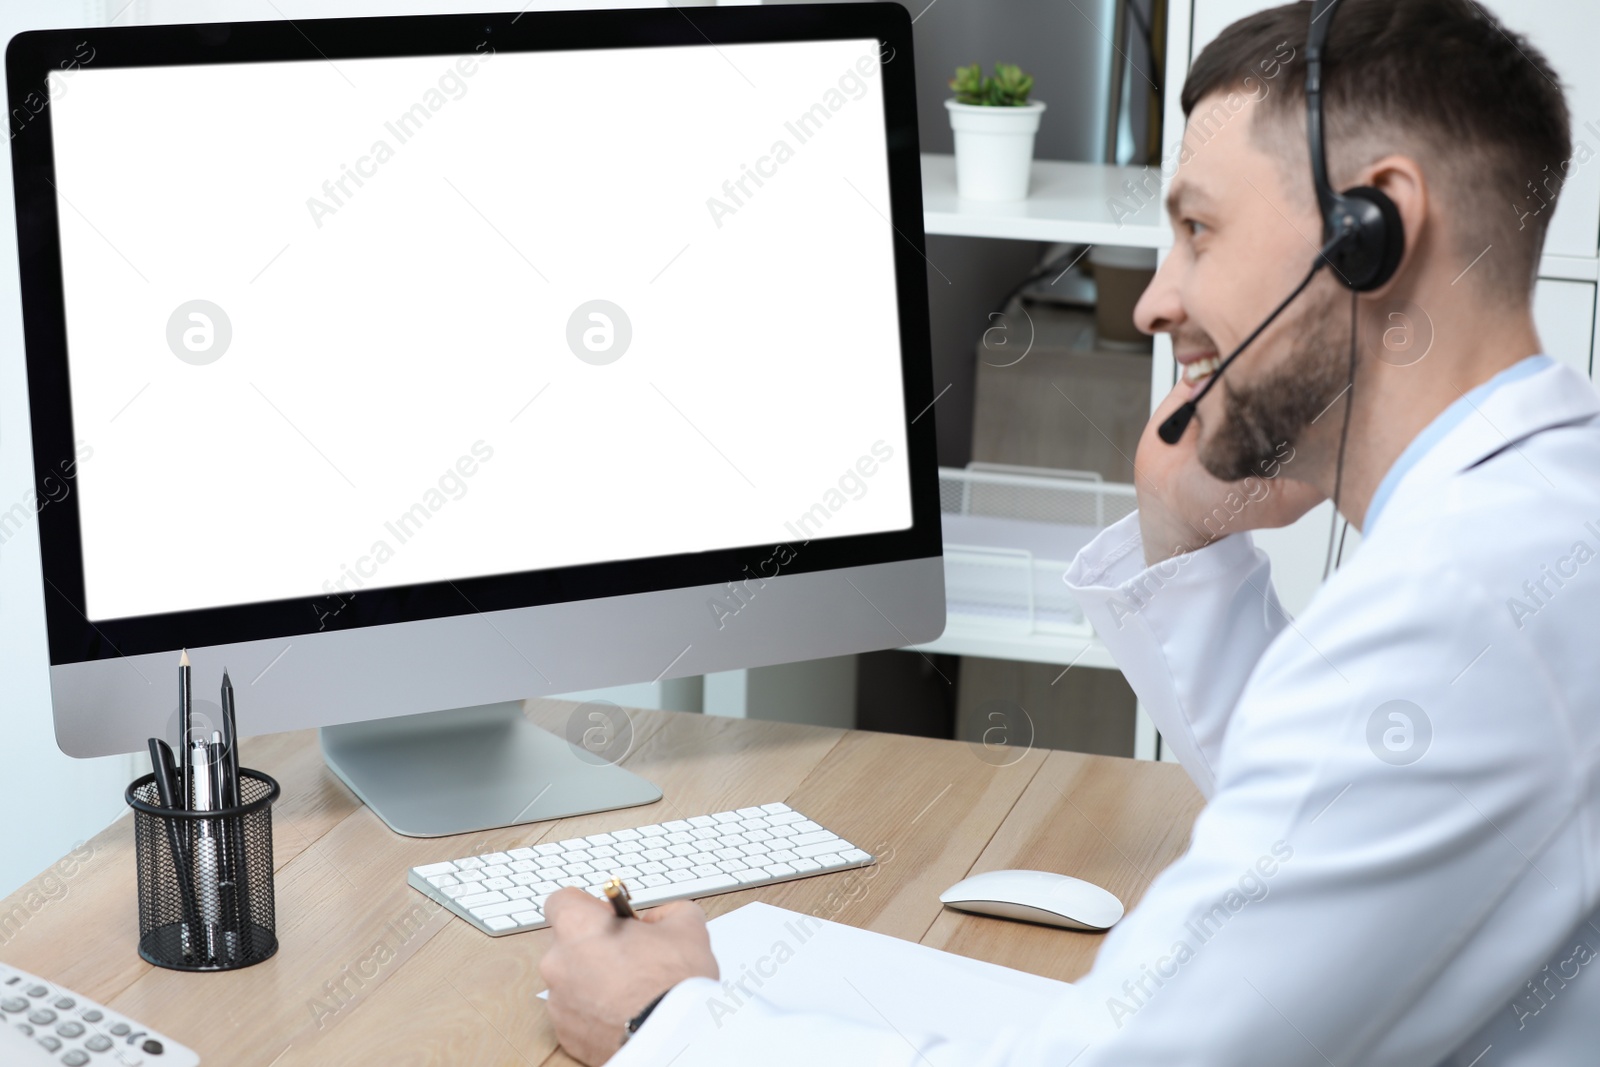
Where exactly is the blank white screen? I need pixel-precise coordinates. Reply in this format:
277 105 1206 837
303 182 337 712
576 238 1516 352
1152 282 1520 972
49 37 912 621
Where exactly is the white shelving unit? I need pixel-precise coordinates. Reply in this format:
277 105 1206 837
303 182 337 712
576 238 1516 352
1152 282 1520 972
921 154 1166 247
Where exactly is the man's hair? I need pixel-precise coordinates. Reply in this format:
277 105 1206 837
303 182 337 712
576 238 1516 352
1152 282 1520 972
1182 0 1571 297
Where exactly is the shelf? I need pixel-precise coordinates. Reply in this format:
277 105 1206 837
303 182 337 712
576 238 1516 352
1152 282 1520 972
1539 254 1600 282
921 153 1167 247
904 622 1118 671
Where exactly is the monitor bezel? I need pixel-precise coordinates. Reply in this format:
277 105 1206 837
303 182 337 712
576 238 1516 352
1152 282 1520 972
8 2 941 666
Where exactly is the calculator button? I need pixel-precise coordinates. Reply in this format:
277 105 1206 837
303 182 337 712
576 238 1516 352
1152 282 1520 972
109 1022 131 1036
80 1009 103 1024
52 997 74 1010
26 985 48 998
37 1035 61 1051
143 1038 165 1054
57 1020 86 1038
62 1052 91 1067
85 1035 114 1052
0 997 26 1012
28 1008 57 1025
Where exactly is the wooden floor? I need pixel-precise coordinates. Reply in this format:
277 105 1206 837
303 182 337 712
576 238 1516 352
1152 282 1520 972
0 700 1203 1066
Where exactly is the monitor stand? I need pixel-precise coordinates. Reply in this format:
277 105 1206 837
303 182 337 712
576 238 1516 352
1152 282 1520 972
320 701 662 838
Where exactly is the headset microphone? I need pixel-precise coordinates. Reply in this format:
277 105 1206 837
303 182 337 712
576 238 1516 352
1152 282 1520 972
1158 0 1403 448
1156 233 1345 445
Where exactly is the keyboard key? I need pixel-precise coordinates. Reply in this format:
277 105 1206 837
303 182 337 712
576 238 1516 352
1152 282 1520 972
442 884 476 899
793 840 846 859
813 853 847 869
768 811 805 825
664 857 693 870
733 868 767 884
565 849 593 863
413 862 457 877
840 849 872 863
692 864 722 877
506 886 535 900
482 864 512 878
508 847 536 860
427 873 460 888
667 869 696 883
638 861 667 874
512 910 542 926
612 828 642 840
761 803 791 814
793 820 822 834
456 857 486 870
791 858 822 873
556 876 588 888
763 862 797 878
688 816 715 827
459 890 508 908
588 833 616 845
481 852 513 865
472 900 532 919
640 873 671 888
634 873 739 905
509 860 538 873
663 820 692 832
484 916 517 931
790 830 838 847
768 849 798 863
481 877 513 891
712 811 742 823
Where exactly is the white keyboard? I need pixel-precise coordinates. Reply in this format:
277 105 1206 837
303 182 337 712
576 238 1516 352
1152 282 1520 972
0 961 198 1066
408 802 875 936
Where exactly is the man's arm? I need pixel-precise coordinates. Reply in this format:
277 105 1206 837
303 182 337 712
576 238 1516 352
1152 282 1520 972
591 556 1581 1067
1065 512 1287 798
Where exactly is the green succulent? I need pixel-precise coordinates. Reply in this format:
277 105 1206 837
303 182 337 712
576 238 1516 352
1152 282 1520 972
950 61 1035 106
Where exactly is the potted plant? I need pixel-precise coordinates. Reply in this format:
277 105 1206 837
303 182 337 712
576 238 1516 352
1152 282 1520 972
946 62 1045 201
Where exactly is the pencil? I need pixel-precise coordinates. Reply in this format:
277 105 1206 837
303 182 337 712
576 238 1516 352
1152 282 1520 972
178 649 192 809
604 877 636 919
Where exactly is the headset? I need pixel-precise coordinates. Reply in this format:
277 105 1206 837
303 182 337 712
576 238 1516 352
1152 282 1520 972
1156 0 1404 446
1156 0 1404 577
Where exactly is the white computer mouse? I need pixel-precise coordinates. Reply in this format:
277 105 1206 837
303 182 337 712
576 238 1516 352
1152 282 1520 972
940 869 1124 931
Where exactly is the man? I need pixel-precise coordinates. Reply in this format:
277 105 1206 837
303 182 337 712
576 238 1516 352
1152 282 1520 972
539 1 1600 1062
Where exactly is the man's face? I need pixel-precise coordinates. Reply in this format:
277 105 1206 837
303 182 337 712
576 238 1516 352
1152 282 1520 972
1135 89 1353 481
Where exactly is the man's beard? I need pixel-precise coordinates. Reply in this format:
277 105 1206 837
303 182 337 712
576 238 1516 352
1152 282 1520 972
1198 291 1351 482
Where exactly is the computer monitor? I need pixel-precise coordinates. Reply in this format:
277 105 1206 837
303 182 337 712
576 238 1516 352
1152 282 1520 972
8 3 943 836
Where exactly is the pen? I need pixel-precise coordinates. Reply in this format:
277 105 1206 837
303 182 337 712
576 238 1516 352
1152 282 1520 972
220 668 239 808
178 649 192 811
147 738 201 960
219 669 252 958
190 737 223 965
604 877 637 920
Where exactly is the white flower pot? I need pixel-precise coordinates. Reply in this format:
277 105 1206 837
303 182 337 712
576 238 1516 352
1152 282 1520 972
946 99 1046 201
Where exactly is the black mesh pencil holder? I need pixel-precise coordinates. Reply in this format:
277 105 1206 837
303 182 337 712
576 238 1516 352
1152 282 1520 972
125 769 280 972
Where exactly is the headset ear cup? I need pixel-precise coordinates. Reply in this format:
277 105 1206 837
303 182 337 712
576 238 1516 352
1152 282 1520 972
1336 185 1405 291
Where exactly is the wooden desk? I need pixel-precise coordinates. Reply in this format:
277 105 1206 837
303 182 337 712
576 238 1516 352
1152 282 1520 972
0 701 1203 1065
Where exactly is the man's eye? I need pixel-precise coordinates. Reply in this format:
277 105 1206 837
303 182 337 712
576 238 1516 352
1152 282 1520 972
1185 219 1209 238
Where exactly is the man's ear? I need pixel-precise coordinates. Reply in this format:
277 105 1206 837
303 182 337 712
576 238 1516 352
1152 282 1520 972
1357 154 1428 292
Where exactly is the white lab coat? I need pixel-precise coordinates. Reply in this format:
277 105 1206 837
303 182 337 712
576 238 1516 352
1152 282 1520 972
609 357 1600 1066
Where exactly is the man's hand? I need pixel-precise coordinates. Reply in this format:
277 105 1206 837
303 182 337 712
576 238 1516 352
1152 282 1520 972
539 889 719 1065
1134 382 1325 566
